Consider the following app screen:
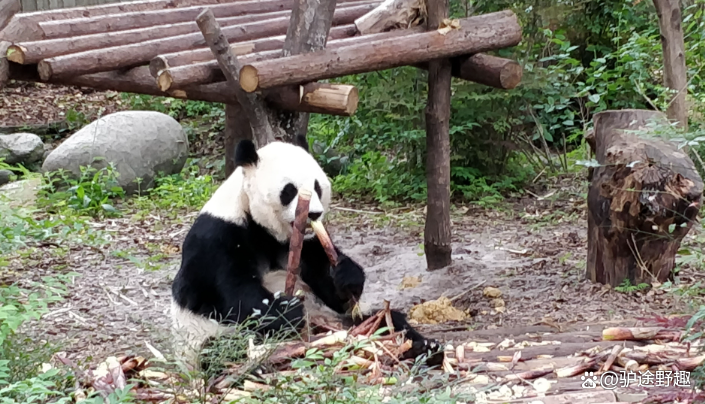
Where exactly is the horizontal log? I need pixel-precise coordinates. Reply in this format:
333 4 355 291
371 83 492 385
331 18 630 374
8 2 376 65
37 7 364 80
157 25 426 89
417 53 523 89
353 0 424 34
238 10 522 92
0 0 250 42
10 64 358 116
38 0 367 39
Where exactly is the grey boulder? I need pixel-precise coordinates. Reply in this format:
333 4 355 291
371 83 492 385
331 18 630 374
0 133 44 165
42 111 189 195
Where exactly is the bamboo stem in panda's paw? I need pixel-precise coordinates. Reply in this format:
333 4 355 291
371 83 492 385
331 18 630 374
310 220 338 266
285 189 312 297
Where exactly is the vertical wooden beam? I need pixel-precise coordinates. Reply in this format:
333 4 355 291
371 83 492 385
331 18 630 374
275 0 338 142
424 0 452 270
652 0 688 130
224 103 253 177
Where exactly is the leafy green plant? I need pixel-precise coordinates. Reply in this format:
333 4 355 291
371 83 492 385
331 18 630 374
131 161 218 213
40 164 125 218
614 279 650 294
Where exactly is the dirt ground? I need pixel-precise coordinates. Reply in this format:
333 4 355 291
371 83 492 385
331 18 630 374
3 82 703 369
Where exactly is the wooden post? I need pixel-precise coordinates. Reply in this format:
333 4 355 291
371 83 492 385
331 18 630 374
586 110 703 287
224 103 253 177
423 0 452 270
652 0 688 130
275 0 339 142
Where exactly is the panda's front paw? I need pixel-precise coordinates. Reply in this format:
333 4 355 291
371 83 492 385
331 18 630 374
332 256 365 302
255 294 305 336
402 338 444 367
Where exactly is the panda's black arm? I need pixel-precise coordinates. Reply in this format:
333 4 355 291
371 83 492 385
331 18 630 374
299 236 365 314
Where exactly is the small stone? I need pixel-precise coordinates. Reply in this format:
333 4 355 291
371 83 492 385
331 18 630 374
0 169 13 186
483 286 502 298
0 133 44 165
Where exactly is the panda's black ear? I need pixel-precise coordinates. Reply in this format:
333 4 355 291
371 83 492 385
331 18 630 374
235 139 259 167
293 134 310 153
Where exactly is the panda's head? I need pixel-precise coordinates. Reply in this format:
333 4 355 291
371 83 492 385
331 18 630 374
234 137 332 242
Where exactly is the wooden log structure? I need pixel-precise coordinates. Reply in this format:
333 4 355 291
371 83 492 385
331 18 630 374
354 0 425 34
157 45 522 91
35 9 366 80
8 64 358 116
237 10 522 92
7 2 376 65
1 0 251 42
586 109 703 287
37 0 373 39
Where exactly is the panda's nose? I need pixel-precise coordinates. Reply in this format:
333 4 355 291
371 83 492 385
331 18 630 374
308 211 322 221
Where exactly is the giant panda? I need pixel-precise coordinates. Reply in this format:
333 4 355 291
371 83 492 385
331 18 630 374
170 137 442 368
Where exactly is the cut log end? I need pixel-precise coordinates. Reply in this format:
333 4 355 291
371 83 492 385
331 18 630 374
239 65 259 92
157 70 173 92
37 60 52 81
6 45 25 64
498 61 522 89
149 56 169 78
302 83 360 116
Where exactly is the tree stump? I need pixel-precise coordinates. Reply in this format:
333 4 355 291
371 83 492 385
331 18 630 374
586 109 703 287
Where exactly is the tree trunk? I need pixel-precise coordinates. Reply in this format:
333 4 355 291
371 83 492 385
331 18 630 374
586 109 703 287
37 8 361 80
148 23 359 76
423 0 452 271
0 0 20 33
224 103 253 177
238 10 521 92
652 0 688 130
275 0 339 142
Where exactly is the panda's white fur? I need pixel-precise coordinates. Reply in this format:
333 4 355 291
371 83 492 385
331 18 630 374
170 140 350 367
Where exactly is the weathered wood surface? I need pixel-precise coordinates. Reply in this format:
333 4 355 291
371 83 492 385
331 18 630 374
156 25 425 89
196 8 280 145
653 0 689 130
238 10 522 92
353 0 425 34
0 0 21 33
8 1 375 65
36 10 361 79
2 0 247 41
37 0 368 38
0 41 10 89
9 63 352 115
586 109 703 287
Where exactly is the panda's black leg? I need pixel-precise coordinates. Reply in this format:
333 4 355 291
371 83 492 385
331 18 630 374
346 310 444 367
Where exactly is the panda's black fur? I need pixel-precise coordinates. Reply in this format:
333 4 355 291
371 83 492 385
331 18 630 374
170 137 442 368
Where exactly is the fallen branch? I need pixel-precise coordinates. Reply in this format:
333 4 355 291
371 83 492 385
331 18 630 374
602 327 683 342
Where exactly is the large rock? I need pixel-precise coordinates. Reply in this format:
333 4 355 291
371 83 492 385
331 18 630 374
0 133 44 165
0 169 13 186
42 111 189 195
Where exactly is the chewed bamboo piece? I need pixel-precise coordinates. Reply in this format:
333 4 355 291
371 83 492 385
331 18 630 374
285 189 312 296
311 219 363 320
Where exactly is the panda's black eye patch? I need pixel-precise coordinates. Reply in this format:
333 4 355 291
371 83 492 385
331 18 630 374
314 180 322 199
280 183 298 206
